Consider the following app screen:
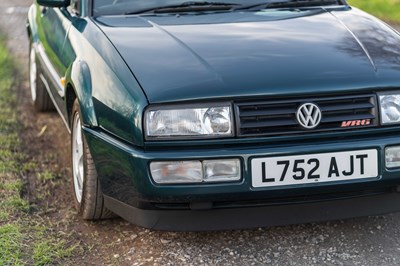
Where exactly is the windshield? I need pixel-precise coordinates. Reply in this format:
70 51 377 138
92 0 345 17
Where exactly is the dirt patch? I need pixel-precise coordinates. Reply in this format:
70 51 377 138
16 69 144 264
0 1 141 264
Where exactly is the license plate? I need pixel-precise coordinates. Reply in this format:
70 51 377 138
251 149 378 188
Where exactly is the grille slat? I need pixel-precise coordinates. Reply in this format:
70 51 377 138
320 102 374 112
238 107 297 117
240 119 298 129
236 94 377 137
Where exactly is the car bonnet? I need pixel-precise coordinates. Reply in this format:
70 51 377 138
94 8 400 103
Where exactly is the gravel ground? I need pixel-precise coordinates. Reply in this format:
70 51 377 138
2 1 400 265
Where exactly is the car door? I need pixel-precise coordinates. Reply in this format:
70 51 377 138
35 1 79 113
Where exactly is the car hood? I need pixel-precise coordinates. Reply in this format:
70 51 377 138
95 7 400 103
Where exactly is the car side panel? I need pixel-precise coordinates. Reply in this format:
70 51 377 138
35 6 70 99
28 4 149 146
64 17 149 146
28 4 71 127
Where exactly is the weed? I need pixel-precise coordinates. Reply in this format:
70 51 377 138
0 210 10 221
38 170 57 181
23 161 38 172
4 180 24 192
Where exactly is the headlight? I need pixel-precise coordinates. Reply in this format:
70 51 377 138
379 93 400 125
145 105 233 139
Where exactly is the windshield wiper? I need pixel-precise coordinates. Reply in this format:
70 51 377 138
234 0 342 11
126 1 240 15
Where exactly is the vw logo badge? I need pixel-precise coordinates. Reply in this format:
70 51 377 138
296 103 322 129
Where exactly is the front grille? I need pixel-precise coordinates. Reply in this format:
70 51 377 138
235 94 378 137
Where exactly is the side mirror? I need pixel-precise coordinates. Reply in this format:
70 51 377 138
36 0 70 7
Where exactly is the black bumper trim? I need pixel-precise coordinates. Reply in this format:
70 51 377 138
104 193 400 231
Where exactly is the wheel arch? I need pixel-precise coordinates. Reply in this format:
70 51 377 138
65 84 77 126
65 59 98 129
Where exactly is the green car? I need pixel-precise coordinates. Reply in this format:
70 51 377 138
27 0 400 230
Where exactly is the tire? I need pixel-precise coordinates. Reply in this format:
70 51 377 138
71 99 113 220
29 43 54 111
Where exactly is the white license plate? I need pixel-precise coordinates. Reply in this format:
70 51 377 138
251 149 378 188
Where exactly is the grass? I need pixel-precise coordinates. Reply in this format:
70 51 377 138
33 230 77 266
0 37 26 265
348 0 400 23
0 224 23 266
38 170 57 181
0 37 78 265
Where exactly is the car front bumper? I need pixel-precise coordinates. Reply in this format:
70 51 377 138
103 192 400 231
84 127 400 230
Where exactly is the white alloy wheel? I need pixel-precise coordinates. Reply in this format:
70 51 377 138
28 43 54 111
29 47 37 102
72 112 84 203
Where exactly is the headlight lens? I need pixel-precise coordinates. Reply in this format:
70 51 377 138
145 105 232 139
150 161 203 184
385 146 400 169
203 159 241 182
379 93 400 124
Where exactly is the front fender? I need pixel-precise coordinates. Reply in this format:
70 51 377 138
66 59 98 127
63 18 148 147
